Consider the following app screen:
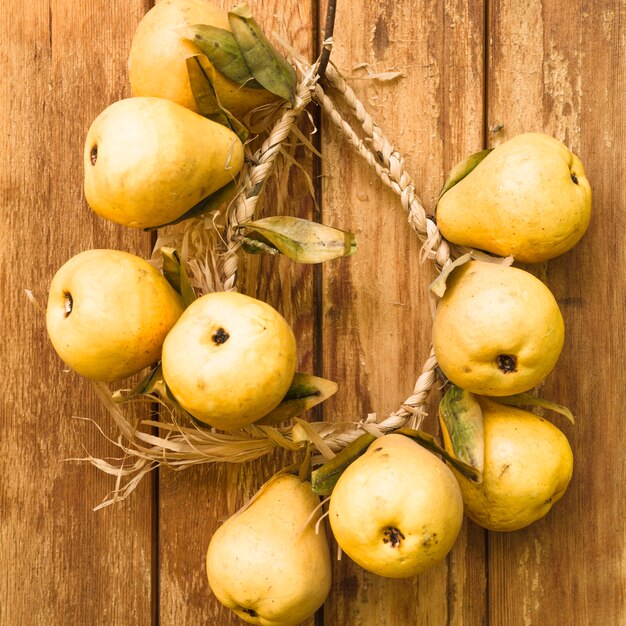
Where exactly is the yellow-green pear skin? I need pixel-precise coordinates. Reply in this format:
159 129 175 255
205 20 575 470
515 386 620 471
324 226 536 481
83 97 244 229
206 474 332 626
128 0 279 121
161 291 297 430
432 261 564 396
436 133 592 263
329 434 464 579
46 249 184 382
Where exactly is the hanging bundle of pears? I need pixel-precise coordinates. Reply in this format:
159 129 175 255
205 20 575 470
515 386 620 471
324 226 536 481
54 0 595 618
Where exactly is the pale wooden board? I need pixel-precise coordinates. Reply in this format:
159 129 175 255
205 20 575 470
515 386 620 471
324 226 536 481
486 1 626 624
318 0 487 624
0 1 155 625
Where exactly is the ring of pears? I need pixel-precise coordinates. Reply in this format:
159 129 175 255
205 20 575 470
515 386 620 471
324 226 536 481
45 1 593 620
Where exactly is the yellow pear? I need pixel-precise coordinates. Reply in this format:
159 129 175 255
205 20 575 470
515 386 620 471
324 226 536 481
436 132 592 263
161 291 297 430
46 249 184 382
83 96 244 229
432 260 564 396
441 397 574 531
128 0 279 121
328 434 463 578
206 474 332 626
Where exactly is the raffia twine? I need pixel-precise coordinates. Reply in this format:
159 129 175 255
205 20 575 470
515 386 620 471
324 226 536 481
83 56 460 509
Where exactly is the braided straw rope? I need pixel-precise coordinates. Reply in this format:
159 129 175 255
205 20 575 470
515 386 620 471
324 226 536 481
85 59 458 507
218 61 321 292
307 62 446 435
316 64 468 268
216 59 447 433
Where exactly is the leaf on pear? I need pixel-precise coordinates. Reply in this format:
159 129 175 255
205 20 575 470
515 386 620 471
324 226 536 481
185 55 249 142
436 384 484 481
429 252 472 297
256 373 339 426
395 427 482 483
228 2 297 103
492 393 576 425
180 24 263 89
186 54 225 117
238 216 357 264
311 433 376 496
160 247 197 308
438 148 493 199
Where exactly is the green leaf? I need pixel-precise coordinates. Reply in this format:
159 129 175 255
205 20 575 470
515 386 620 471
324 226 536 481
160 247 197 308
396 426 482 483
145 180 238 231
228 3 297 103
438 148 493 199
186 54 225 118
239 216 357 264
185 55 249 142
256 373 338 425
492 393 576 425
311 433 376 496
180 24 263 89
240 236 280 256
436 384 484 481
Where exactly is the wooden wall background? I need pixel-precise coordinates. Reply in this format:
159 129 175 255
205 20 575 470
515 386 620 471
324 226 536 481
1 0 624 624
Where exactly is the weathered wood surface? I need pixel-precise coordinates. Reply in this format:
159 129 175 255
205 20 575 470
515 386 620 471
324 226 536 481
1 2 154 625
1 0 624 625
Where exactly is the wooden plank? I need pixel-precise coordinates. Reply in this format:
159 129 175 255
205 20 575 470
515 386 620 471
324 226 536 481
4 1 623 624
0 1 154 625
154 1 319 624
319 0 486 623
487 0 626 624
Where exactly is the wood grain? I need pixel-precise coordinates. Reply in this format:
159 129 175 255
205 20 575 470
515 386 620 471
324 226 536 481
0 1 154 625
487 1 626 624
319 0 486 623
2 0 625 625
